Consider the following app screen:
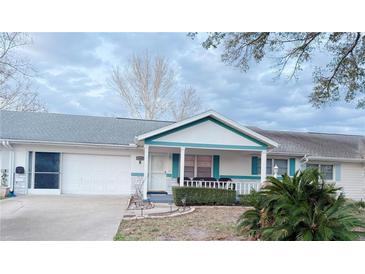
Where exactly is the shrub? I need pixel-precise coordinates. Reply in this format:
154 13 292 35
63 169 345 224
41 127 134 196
239 190 262 206
355 199 365 209
238 169 365 241
172 187 236 206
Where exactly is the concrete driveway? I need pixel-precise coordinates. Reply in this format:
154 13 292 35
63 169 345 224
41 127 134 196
0 195 128 241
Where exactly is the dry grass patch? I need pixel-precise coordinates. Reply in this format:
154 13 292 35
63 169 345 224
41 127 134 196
115 206 248 241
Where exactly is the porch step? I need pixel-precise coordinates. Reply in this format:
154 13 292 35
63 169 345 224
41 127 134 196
147 191 168 195
147 194 173 203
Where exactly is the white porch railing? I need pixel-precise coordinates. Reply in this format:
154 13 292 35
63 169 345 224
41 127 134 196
182 180 260 195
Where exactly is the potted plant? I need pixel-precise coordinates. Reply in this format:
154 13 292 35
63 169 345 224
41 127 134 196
0 169 10 199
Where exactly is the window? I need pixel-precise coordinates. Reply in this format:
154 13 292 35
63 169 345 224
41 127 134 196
320 165 334 180
184 155 195 178
306 163 334 180
258 158 288 176
197 156 212 177
306 163 319 169
274 159 288 176
34 152 60 189
257 158 273 175
184 155 212 178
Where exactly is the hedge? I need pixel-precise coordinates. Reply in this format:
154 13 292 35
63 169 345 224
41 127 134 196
238 194 251 206
172 187 236 206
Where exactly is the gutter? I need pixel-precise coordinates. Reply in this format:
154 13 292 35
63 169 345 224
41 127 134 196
268 151 306 157
306 156 365 163
0 139 138 149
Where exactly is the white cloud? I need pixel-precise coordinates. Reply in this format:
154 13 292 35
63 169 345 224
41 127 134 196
27 32 365 135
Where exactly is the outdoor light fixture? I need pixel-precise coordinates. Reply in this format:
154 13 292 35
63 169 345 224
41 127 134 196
140 204 144 217
181 197 186 211
273 164 279 178
168 202 173 213
136 156 144 164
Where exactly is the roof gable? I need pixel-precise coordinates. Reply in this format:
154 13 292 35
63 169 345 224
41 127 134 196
138 111 278 148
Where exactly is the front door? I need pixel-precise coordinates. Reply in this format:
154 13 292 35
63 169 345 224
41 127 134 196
149 154 166 191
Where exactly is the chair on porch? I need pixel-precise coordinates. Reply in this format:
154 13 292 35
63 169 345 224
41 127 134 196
177 177 192 187
218 177 235 190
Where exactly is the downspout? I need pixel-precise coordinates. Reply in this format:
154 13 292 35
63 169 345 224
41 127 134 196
2 141 14 191
299 154 309 170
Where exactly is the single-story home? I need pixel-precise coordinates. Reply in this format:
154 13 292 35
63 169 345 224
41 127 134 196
0 110 364 200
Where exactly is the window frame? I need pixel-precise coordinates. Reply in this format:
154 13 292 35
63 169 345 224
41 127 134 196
306 162 335 181
257 157 289 176
184 154 213 178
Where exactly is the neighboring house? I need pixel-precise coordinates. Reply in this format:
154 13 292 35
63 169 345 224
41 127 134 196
0 110 364 200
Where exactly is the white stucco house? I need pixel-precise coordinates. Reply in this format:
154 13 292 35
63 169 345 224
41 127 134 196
0 110 364 200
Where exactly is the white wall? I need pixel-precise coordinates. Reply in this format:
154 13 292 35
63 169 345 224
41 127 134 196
0 149 10 171
220 151 252 176
336 162 365 201
130 149 145 174
155 119 260 147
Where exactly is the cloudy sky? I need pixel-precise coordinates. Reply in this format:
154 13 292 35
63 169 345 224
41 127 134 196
23 32 364 135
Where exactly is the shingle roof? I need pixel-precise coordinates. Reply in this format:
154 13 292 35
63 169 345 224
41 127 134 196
249 127 365 159
1 110 364 159
0 110 173 146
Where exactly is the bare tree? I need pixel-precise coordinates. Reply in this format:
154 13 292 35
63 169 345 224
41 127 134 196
172 86 201 121
109 52 202 120
0 32 46 112
109 53 175 120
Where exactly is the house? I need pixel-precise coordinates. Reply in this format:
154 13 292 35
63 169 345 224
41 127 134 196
0 110 364 200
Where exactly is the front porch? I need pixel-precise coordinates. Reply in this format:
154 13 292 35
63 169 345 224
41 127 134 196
143 145 268 199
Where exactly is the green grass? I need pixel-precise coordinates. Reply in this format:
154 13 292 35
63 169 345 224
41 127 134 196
114 233 126 241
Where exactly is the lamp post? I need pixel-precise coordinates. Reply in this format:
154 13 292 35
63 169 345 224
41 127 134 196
273 164 279 179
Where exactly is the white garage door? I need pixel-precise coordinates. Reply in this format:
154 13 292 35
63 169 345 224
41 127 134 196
62 154 131 195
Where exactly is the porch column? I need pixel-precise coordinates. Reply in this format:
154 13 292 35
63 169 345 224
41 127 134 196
179 147 185 186
260 150 267 185
143 145 149 199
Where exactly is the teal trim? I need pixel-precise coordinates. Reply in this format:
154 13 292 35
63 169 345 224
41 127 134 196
145 140 266 151
166 173 172 178
172 153 180 178
335 164 341 181
251 156 258 175
213 155 220 179
131 172 144 177
145 117 268 148
220 175 261 180
289 158 296 176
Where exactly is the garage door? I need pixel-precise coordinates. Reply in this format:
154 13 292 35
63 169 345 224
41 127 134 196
62 154 131 195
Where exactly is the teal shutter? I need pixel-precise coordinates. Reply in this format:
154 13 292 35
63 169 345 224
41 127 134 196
213 155 220 179
335 164 341 181
172 154 180 178
289 158 296 176
251 156 258 175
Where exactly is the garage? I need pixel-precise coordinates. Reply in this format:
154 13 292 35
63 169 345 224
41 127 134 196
61 154 131 195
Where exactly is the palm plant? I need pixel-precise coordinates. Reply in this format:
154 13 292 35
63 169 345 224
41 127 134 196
238 168 365 240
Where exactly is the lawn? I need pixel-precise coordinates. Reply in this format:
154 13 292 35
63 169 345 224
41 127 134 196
115 206 248 241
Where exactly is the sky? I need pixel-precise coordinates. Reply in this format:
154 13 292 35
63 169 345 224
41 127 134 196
22 32 365 135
